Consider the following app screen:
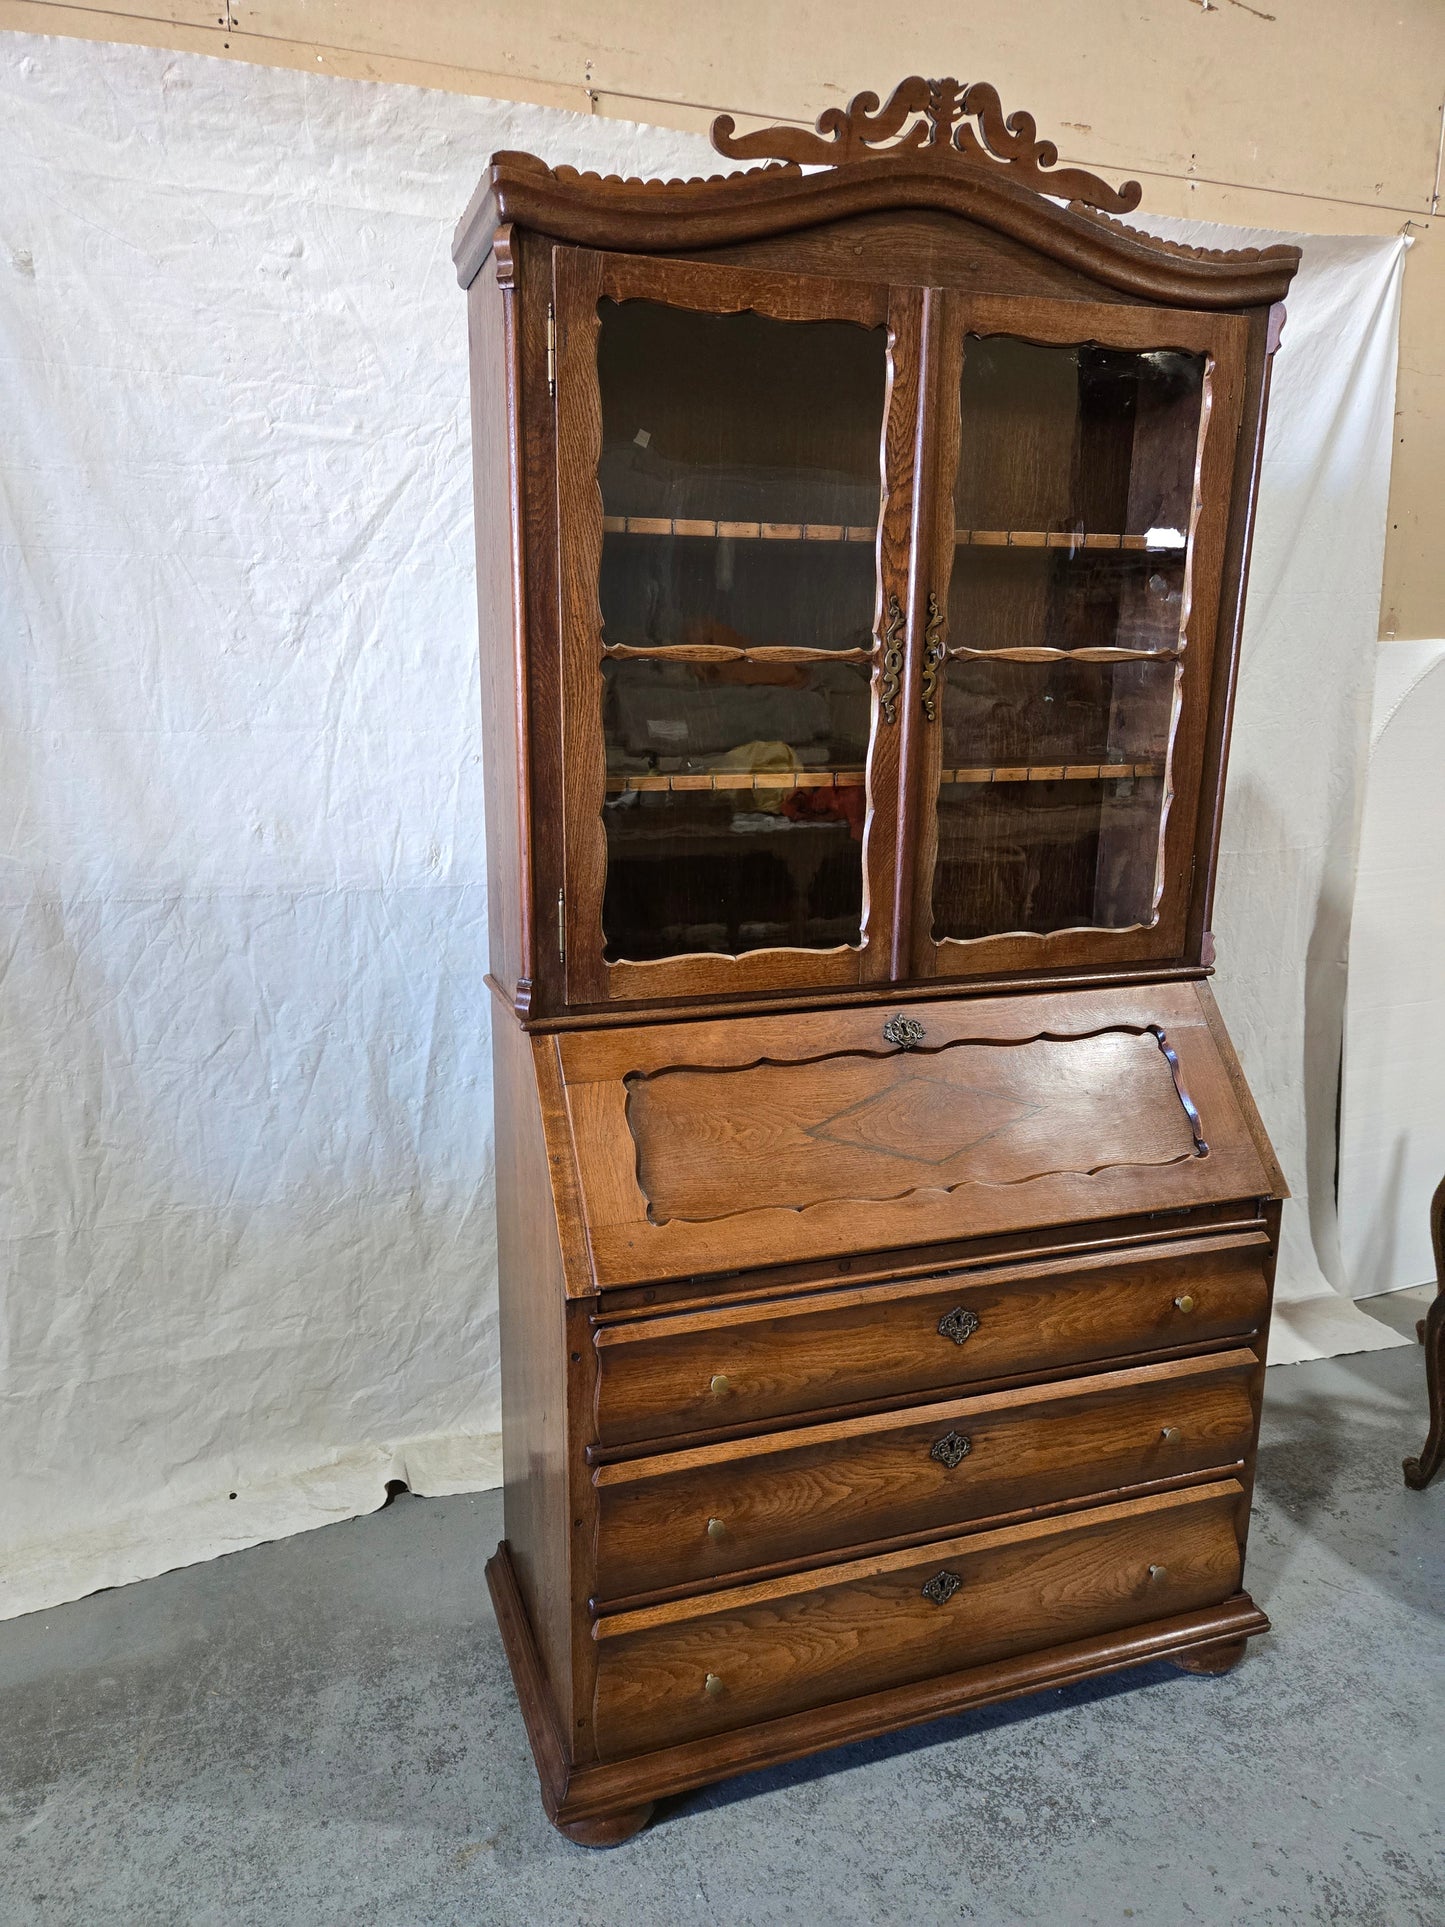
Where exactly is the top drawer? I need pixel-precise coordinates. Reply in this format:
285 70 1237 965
592 1229 1270 1447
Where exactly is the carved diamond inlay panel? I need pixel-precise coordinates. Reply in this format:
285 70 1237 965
623 1025 1206 1226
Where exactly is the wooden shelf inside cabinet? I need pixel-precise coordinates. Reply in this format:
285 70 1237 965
457 68 1299 1847
943 763 1163 785
603 515 879 543
606 769 867 794
602 644 873 663
956 530 1187 551
605 765 1163 793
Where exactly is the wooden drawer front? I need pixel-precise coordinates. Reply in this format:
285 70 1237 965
593 1350 1256 1602
593 1481 1244 1760
592 1231 1270 1447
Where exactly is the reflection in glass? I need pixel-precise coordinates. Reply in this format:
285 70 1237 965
954 337 1204 538
600 531 875 654
950 546 1186 657
933 770 1168 939
593 299 887 963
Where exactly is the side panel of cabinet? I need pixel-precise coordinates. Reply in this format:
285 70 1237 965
1189 305 1280 955
492 1014 582 1739
552 246 920 1008
467 250 529 1008
905 294 1250 982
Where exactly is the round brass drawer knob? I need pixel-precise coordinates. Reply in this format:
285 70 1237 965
1147 1563 1168 1583
704 1672 724 1697
706 1516 727 1540
1175 1293 1196 1314
709 1374 730 1395
1161 1426 1183 1444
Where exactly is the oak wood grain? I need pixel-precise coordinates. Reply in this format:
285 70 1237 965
627 1025 1202 1223
591 1481 1245 1758
559 982 1274 1285
694 209 1143 307
489 1537 1269 1839
491 1013 576 1723
454 152 1300 309
591 1229 1270 1446
464 103 1294 1843
593 1348 1255 1600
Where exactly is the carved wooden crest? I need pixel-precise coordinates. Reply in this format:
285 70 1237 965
713 77 1142 216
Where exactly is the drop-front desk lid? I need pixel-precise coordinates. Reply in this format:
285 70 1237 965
550 983 1281 1290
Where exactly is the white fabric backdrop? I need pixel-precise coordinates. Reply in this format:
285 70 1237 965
0 31 1406 1620
1339 640 1445 1295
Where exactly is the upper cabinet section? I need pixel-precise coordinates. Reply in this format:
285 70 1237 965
456 78 1300 1020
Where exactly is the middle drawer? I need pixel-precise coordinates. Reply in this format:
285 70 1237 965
592 1347 1256 1603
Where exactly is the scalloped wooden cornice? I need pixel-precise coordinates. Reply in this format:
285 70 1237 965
712 77 1142 217
453 77 1301 309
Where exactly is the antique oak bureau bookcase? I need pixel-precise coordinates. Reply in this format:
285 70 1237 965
453 77 1298 1844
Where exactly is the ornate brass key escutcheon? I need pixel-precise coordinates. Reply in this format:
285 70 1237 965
878 591 905 724
920 588 947 721
937 1305 980 1345
930 1430 972 1469
921 1570 962 1606
883 1013 925 1050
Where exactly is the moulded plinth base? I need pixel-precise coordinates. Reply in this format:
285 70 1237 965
485 1539 1270 1846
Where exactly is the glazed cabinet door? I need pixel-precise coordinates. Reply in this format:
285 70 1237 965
553 247 920 1006
903 294 1248 980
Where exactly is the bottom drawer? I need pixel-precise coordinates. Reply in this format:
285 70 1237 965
592 1480 1244 1761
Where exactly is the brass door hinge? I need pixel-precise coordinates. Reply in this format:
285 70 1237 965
546 303 557 397
557 887 565 963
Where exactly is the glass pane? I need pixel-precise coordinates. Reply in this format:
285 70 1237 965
602 659 870 962
599 530 876 653
953 337 1203 538
593 298 887 963
934 334 1204 942
950 545 1186 657
933 658 1176 938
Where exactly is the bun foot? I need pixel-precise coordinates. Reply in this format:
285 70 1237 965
552 1803 655 1848
1172 1636 1247 1676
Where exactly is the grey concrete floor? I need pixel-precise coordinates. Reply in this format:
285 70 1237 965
2 1338 1442 1927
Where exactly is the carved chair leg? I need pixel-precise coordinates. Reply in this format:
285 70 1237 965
1403 1288 1445 1490
1171 1636 1247 1676
552 1804 655 1848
